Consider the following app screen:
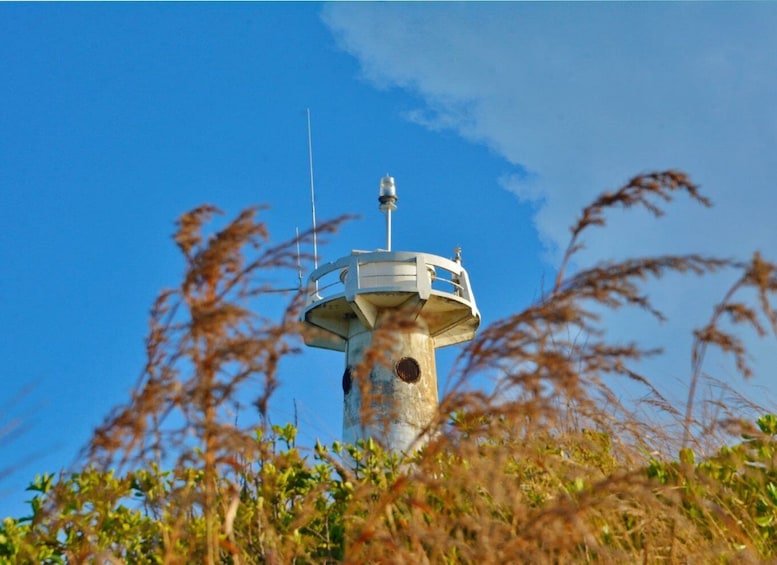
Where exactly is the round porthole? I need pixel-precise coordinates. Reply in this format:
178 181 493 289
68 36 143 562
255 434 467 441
395 357 421 384
342 366 353 395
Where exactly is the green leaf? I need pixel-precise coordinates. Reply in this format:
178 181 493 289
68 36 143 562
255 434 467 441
679 447 695 465
755 515 774 528
758 414 777 436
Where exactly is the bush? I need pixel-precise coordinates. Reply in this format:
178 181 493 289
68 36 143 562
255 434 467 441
3 171 777 563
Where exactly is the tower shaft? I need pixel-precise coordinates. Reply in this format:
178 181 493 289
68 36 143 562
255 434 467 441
343 317 438 451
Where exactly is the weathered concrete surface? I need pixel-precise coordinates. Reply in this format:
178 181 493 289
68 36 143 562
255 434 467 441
342 317 438 453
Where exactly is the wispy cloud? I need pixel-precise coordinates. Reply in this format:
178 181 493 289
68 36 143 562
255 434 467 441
324 3 777 254
323 3 777 416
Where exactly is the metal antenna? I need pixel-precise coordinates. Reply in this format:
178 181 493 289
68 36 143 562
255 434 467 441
378 175 398 251
295 226 303 288
307 108 319 271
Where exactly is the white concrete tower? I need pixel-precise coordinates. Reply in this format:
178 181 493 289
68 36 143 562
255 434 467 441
302 176 480 453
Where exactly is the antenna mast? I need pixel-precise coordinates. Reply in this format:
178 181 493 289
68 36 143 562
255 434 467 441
295 226 303 288
307 108 319 270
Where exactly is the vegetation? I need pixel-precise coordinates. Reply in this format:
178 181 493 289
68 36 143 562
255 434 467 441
2 171 777 563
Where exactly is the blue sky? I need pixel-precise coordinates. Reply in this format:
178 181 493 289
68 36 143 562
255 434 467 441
2 3 777 517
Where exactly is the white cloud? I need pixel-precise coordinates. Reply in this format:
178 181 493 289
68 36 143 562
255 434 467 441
324 3 777 253
322 3 777 429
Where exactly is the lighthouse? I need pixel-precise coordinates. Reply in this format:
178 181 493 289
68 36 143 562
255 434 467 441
301 176 480 453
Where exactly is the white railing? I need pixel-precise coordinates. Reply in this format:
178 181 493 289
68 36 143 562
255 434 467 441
305 250 476 308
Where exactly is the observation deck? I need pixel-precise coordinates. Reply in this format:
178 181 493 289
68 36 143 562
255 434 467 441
302 250 480 352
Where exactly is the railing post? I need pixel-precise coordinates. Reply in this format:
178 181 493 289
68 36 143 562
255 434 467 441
344 256 359 301
415 254 431 300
